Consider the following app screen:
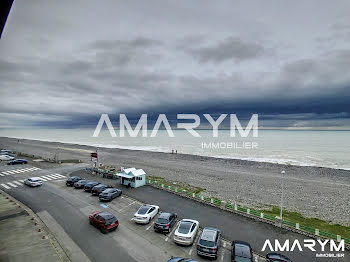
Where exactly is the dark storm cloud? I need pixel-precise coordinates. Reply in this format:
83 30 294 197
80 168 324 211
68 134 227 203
1 0 350 128
188 37 265 63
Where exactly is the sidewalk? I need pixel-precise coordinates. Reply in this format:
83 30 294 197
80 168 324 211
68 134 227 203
0 190 68 262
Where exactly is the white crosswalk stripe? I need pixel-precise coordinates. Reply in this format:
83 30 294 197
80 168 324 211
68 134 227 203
0 173 5 177
0 167 42 176
39 176 50 181
13 181 23 186
45 174 58 179
7 182 17 188
19 180 24 183
54 173 65 178
5 171 16 174
48 174 62 179
1 171 11 175
1 183 10 189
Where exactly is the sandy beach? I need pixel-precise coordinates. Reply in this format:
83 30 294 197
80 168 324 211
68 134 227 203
0 136 349 226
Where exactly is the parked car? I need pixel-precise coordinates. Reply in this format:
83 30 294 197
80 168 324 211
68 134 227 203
197 227 221 259
89 211 119 234
154 212 177 233
99 188 122 201
74 180 91 189
84 181 100 192
91 184 110 196
167 258 198 262
24 177 43 187
0 155 15 161
231 241 253 262
266 253 292 262
66 176 82 186
133 204 159 224
0 150 13 155
7 159 27 165
173 219 199 246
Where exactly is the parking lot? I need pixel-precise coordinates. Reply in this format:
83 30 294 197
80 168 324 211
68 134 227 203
61 181 264 262
0 159 265 261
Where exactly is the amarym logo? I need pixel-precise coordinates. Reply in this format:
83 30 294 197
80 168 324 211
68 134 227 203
93 113 258 138
261 239 345 252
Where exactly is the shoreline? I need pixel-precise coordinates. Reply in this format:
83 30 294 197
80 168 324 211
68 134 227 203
0 136 349 226
1 135 349 171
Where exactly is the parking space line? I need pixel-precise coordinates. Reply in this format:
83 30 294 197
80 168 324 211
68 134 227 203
165 222 178 242
188 230 201 255
146 224 153 231
118 201 135 212
13 181 23 186
220 251 225 262
7 182 17 188
1 183 10 189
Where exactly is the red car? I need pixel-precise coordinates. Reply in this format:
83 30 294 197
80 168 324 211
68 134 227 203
89 211 119 233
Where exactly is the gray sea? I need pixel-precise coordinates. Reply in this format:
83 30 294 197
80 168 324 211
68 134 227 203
0 128 349 170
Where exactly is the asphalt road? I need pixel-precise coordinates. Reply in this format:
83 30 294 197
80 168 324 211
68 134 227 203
0 159 348 262
73 169 349 262
3 174 138 262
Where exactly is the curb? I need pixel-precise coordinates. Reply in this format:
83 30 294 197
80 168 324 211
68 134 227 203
0 189 71 262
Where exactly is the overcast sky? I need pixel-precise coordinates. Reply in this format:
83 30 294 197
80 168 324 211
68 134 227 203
1 0 350 128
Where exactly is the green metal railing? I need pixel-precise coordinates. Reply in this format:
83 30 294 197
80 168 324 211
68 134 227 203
147 179 350 245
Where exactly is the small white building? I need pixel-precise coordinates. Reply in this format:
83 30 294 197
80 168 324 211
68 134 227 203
117 167 146 188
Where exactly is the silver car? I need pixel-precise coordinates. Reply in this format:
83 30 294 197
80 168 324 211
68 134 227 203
24 177 43 187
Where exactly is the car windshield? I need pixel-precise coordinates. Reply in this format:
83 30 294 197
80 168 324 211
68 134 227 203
234 257 251 262
102 189 114 193
235 244 251 258
138 206 151 215
156 218 169 224
178 221 193 234
199 239 216 247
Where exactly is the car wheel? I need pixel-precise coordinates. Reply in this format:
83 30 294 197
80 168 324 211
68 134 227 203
100 228 107 234
89 220 93 225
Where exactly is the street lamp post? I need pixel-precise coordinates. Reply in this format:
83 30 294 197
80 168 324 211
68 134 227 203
280 170 286 221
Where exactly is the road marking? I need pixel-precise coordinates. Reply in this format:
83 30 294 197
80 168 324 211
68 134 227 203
19 180 24 183
165 222 178 242
39 177 49 181
49 174 63 179
220 251 225 262
0 173 4 177
1 171 10 175
130 217 134 221
1 183 10 189
55 173 66 178
118 201 135 212
41 176 52 180
7 182 17 188
254 255 258 262
13 181 23 186
223 241 226 248
45 174 58 179
188 230 201 255
146 224 153 231
5 170 15 174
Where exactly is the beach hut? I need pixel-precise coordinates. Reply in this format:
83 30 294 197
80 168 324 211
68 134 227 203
117 167 146 188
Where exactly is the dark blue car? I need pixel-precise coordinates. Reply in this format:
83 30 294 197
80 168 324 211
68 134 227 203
7 159 28 165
